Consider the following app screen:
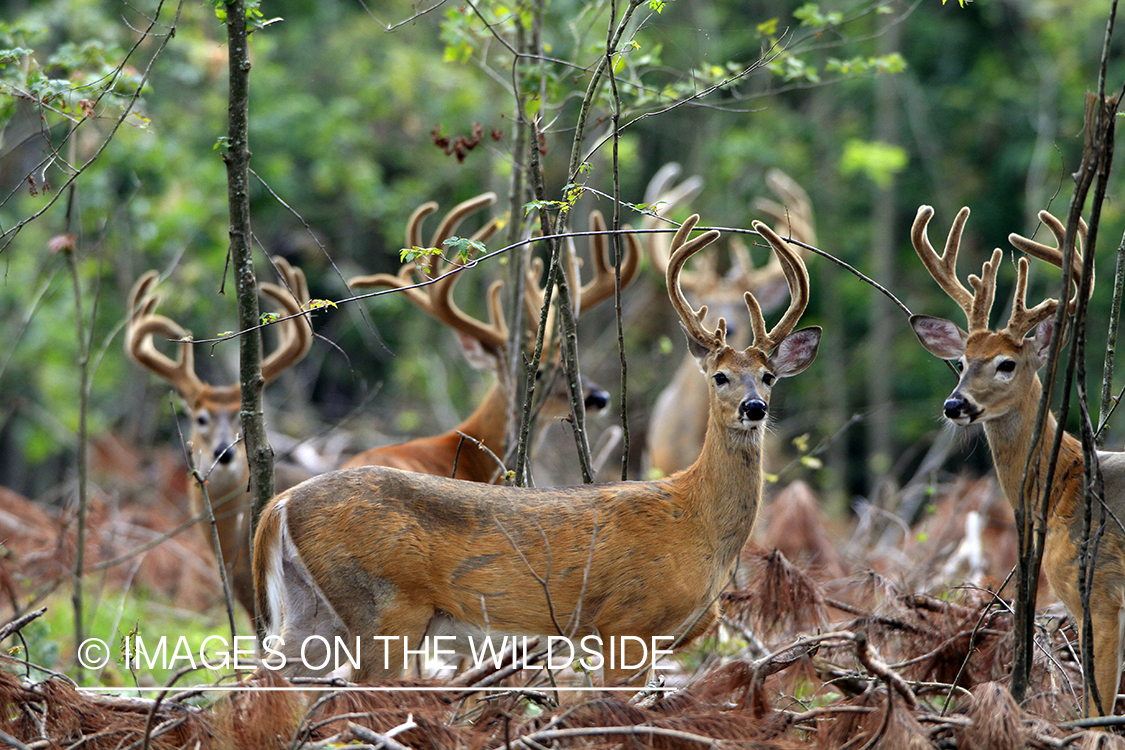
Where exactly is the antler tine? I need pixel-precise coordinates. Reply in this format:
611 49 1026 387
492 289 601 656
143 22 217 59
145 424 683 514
642 164 705 279
1002 256 1059 339
427 265 509 351
348 265 431 309
260 258 313 385
666 215 724 349
406 201 440 278
1008 209 1091 314
128 271 161 322
125 272 206 401
755 168 818 248
428 192 498 247
572 210 643 315
912 205 978 326
423 192 498 277
349 195 504 348
349 199 438 305
965 248 1002 332
415 232 508 352
750 221 810 351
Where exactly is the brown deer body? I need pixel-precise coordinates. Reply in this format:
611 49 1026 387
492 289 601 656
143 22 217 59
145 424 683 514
126 259 313 616
644 167 816 476
909 206 1124 717
253 216 820 684
343 194 640 481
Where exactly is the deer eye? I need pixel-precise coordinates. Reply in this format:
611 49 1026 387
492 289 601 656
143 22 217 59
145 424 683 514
955 360 964 372
713 372 729 386
762 372 776 387
195 413 210 427
997 360 1016 373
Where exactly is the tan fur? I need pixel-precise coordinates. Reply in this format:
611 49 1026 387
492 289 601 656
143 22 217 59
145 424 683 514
254 216 821 685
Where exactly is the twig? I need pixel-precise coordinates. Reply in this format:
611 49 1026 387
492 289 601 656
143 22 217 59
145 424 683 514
0 608 47 642
347 715 417 750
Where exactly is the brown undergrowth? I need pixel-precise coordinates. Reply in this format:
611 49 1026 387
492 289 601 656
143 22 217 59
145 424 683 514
0 474 1122 747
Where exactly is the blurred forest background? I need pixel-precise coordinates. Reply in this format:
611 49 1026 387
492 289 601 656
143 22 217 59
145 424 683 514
0 0 1120 677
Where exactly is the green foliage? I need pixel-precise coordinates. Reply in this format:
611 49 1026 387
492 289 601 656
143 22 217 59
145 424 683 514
442 236 487 263
0 16 147 127
0 0 1118 526
203 0 282 32
793 3 843 29
839 139 909 188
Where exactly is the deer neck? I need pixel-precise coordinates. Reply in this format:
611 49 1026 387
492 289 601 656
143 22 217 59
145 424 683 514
453 379 511 460
981 375 1084 522
680 417 765 568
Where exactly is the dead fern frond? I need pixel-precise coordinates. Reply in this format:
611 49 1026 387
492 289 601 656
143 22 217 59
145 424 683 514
761 480 847 580
725 549 827 640
953 682 1027 750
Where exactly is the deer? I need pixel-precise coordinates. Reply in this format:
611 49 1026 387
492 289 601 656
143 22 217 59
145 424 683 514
125 258 313 617
342 193 641 482
907 205 1125 717
644 165 817 477
252 214 821 685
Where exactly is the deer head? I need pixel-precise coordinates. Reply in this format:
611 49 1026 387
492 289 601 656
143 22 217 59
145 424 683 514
126 258 312 482
668 215 821 446
910 205 1088 426
349 194 642 420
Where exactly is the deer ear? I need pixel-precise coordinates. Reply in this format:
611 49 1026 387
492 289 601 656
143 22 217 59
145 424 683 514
911 315 968 360
681 322 712 371
456 332 499 372
1032 317 1059 364
770 326 821 378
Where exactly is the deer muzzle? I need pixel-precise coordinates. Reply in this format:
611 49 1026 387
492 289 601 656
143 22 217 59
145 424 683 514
739 398 768 424
584 385 610 413
943 395 979 425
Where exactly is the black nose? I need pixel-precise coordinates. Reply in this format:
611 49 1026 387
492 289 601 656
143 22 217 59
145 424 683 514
943 397 967 420
740 399 767 422
585 387 610 412
214 444 235 465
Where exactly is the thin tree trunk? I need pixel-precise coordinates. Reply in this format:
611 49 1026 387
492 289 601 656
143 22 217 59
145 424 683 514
223 2 272 630
866 15 901 497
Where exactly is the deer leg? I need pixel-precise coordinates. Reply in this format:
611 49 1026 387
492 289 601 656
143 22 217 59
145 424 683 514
349 602 436 683
598 632 656 688
1083 597 1125 717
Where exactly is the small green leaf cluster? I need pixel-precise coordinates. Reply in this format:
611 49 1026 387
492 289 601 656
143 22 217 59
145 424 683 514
442 236 487 264
0 20 146 122
839 139 908 188
793 3 844 29
204 0 282 33
826 53 906 76
759 5 906 85
399 245 444 266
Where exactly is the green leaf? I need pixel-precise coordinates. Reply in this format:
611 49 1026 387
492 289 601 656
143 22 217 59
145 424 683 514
442 236 486 262
400 245 442 265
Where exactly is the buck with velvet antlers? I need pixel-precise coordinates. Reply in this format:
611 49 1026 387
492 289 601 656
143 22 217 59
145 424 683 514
643 165 817 477
909 206 1125 717
126 259 313 616
253 216 820 684
343 193 640 481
